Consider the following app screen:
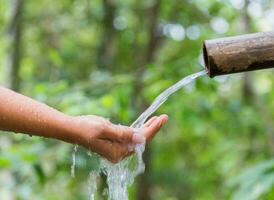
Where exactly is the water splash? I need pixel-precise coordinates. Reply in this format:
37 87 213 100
100 143 145 200
99 70 207 200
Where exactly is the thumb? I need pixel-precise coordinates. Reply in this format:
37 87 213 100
142 114 168 142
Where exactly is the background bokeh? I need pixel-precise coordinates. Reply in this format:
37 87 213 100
1 0 274 199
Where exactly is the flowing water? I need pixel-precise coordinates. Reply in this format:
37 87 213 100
71 145 78 178
71 69 207 200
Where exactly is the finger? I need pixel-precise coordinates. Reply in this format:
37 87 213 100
143 116 158 128
142 114 168 142
101 124 134 143
159 114 169 124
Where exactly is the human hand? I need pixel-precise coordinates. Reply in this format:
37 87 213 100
70 115 168 163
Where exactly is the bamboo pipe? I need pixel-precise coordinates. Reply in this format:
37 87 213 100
203 32 274 77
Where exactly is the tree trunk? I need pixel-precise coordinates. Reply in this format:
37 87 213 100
5 0 24 91
242 0 254 104
2 2 24 199
135 1 161 200
97 0 116 70
241 0 257 159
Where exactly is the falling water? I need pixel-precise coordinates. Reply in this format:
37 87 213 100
71 145 78 178
131 70 207 128
88 171 99 200
99 70 207 200
72 69 207 199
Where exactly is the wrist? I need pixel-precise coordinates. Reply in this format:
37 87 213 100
60 115 90 148
54 115 81 145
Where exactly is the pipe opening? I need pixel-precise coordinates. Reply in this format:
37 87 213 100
202 42 210 76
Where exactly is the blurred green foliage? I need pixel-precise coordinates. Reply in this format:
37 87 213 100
1 0 274 199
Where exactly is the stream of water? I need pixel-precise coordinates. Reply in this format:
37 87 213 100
71 145 78 178
72 69 207 200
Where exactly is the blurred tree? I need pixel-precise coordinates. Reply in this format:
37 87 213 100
136 1 162 199
97 0 116 70
5 0 24 91
242 0 257 159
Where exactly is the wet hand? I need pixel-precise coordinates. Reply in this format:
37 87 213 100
71 115 168 163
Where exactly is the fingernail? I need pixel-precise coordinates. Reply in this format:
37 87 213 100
160 114 168 121
156 118 162 126
133 133 145 143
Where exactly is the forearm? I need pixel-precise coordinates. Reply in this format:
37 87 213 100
0 86 76 144
0 86 168 162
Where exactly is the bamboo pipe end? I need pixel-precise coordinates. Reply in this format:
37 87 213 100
203 42 215 78
202 32 274 77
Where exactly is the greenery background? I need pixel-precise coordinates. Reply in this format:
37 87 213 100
1 0 274 199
